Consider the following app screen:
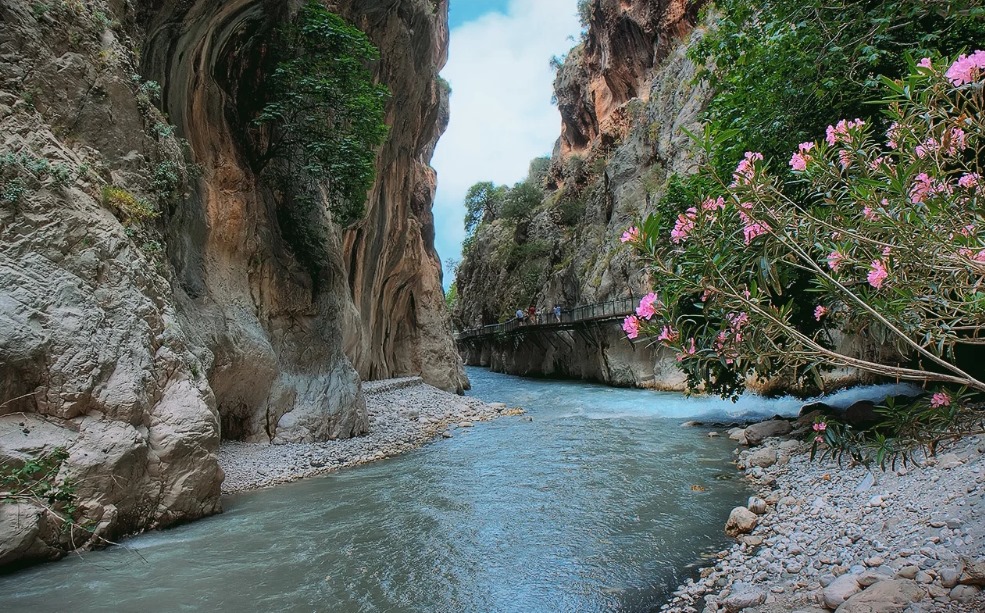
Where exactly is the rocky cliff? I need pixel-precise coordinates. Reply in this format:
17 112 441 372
454 0 711 387
0 0 460 567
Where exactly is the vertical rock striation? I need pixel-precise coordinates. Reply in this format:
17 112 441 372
1 0 461 567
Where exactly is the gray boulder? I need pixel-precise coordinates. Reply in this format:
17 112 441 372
834 579 923 612
743 419 792 446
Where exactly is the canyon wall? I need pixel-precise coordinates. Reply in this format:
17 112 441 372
455 0 712 388
0 0 460 567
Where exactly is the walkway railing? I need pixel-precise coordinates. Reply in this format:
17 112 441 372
454 297 637 341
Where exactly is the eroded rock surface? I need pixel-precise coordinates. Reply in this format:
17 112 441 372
1 0 461 567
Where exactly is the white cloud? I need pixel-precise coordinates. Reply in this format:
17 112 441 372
432 0 581 283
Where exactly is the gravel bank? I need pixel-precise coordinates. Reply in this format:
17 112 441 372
663 422 985 613
219 377 518 494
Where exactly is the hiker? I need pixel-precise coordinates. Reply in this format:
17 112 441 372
527 305 536 322
515 308 524 323
553 305 562 323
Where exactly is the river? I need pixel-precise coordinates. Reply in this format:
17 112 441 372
0 368 909 612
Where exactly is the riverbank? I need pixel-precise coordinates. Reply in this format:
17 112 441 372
219 377 517 494
663 422 985 612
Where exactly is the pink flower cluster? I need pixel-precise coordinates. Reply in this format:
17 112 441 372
676 337 697 362
827 250 844 271
731 151 764 187
915 128 967 159
918 57 933 69
886 122 901 149
713 311 749 364
657 325 678 343
622 315 640 339
909 173 951 204
958 248 985 263
814 305 828 321
825 119 864 146
959 173 980 189
620 226 640 243
861 206 879 221
671 208 697 244
867 259 888 289
812 421 827 443
945 50 985 86
737 201 771 245
930 392 951 409
636 292 659 320
788 142 814 172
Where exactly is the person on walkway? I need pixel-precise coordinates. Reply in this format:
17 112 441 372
515 308 524 323
553 305 562 323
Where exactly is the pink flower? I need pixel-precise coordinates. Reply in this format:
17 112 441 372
812 422 827 432
702 196 725 211
918 57 933 69
814 305 828 321
675 337 697 361
945 50 985 86
657 326 679 343
671 208 697 244
827 250 844 271
886 122 901 149
838 150 852 169
814 435 824 443
636 292 659 320
910 173 934 204
958 248 985 262
622 315 640 339
731 151 764 186
861 206 879 221
825 119 864 146
867 259 888 289
620 226 640 243
930 392 951 409
743 221 770 245
915 138 938 159
947 128 967 154
959 173 980 189
788 142 814 172
789 152 808 171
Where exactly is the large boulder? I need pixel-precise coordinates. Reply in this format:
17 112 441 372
743 419 792 446
835 580 924 613
725 506 758 537
823 574 861 609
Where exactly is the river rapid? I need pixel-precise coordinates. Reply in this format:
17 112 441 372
3 367 884 612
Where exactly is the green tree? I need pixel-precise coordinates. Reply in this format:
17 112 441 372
463 181 505 235
255 1 388 277
499 180 542 221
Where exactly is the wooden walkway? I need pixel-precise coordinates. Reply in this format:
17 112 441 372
454 297 636 341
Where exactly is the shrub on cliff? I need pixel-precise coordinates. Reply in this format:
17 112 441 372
622 53 985 462
255 1 388 277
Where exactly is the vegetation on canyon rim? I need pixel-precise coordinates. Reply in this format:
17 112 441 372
622 52 985 466
255 0 388 276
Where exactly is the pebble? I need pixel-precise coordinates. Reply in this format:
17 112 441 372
661 419 985 613
219 379 510 493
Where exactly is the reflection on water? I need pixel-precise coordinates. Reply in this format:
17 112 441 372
0 367 756 613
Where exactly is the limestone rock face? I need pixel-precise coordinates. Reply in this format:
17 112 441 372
456 2 709 388
555 0 705 157
336 1 467 394
1 0 460 567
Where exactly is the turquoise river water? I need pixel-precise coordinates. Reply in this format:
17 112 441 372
0 367 911 612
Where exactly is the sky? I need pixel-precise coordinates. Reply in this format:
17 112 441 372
432 0 582 287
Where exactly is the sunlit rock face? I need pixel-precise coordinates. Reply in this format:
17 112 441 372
554 0 705 157
455 0 712 388
0 0 460 567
